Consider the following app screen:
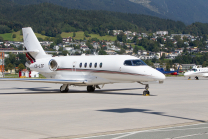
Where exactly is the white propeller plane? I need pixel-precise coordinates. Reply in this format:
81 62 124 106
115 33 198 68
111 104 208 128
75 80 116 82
184 67 208 80
0 27 165 95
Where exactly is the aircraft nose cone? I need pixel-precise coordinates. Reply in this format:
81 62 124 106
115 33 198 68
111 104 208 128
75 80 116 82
150 68 166 81
184 72 189 77
156 71 166 80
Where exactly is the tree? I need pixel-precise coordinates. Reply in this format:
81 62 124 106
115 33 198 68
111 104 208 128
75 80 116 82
58 47 63 51
0 36 3 42
73 32 76 37
7 63 14 73
160 53 165 60
50 43 55 49
166 63 170 71
202 61 207 67
117 48 125 54
117 32 126 43
84 31 90 37
38 37 44 41
18 45 23 50
62 50 68 56
133 46 139 54
99 50 107 55
18 63 25 71
12 34 16 38
109 30 114 36
173 35 181 41
54 35 63 45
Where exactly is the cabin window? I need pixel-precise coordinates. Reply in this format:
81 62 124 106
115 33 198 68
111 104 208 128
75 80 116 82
84 63 87 68
89 63 92 68
94 63 97 68
79 63 82 68
100 63 103 68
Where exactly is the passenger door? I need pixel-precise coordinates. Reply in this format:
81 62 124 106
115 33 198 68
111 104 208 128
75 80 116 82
72 61 76 72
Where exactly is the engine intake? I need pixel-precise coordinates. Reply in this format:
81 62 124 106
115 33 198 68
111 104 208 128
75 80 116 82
49 59 58 71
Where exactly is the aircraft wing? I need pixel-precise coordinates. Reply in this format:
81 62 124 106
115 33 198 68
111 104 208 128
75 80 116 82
202 73 208 77
0 78 87 84
0 50 39 53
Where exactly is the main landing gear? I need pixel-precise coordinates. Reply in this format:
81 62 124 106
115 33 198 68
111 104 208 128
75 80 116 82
87 86 95 92
60 84 69 93
87 85 100 92
143 84 150 96
195 76 199 80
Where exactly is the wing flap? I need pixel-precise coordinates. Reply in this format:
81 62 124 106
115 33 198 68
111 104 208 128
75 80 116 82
0 78 87 84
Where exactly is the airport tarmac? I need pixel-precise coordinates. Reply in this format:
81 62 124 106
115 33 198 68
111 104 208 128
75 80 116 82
0 77 208 139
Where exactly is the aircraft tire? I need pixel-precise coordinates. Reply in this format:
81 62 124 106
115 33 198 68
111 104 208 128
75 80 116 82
87 86 95 92
143 90 150 96
60 86 69 93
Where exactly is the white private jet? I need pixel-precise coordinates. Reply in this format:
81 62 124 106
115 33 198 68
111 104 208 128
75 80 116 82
184 67 208 80
0 27 165 95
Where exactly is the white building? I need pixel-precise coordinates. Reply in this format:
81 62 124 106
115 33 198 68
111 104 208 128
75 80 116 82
156 31 168 36
30 71 39 78
63 47 74 51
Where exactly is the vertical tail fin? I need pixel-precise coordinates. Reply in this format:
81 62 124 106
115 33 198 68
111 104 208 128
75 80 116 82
22 27 50 62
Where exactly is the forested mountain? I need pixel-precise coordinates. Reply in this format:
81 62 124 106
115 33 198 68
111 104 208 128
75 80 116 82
0 2 187 37
10 0 208 24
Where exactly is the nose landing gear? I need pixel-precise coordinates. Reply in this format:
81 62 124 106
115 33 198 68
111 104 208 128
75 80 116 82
143 84 150 96
195 76 199 80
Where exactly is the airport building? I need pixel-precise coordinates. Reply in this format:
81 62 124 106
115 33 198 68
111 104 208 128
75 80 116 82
181 64 196 71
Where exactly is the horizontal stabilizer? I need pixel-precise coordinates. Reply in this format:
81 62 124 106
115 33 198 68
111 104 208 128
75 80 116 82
0 78 88 84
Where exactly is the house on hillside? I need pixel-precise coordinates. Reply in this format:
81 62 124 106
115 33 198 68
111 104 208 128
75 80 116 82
156 31 168 36
80 46 89 51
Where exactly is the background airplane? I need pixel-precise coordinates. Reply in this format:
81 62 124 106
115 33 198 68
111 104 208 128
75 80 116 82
184 67 208 80
156 67 179 75
0 27 166 96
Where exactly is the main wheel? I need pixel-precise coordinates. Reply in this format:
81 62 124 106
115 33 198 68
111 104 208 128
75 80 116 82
60 85 69 93
87 86 95 92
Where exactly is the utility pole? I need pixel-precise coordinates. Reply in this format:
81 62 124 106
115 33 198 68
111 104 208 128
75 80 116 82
1 52 4 78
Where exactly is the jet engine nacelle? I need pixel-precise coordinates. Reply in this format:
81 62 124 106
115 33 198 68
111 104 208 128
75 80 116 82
29 59 58 73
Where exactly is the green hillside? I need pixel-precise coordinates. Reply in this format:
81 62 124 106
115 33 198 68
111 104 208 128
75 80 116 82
0 2 186 37
61 32 116 41
9 0 208 24
0 1 208 39
0 31 49 42
0 33 14 41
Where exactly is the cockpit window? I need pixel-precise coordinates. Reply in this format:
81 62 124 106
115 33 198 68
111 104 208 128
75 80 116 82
124 59 147 66
124 60 132 66
192 69 197 72
132 60 147 66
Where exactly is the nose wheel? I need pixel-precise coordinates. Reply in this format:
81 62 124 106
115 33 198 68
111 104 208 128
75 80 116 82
60 84 69 93
143 84 150 96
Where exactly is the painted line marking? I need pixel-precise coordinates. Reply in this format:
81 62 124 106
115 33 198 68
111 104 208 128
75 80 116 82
165 132 208 139
113 127 208 139
74 122 208 139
